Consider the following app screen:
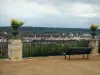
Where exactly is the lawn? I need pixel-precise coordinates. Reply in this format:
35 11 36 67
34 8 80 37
0 55 100 75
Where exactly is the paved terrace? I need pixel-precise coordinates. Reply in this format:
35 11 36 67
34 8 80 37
0 55 100 75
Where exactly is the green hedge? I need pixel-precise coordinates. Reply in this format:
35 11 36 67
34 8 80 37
22 40 89 57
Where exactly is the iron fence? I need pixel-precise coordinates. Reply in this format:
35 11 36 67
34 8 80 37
0 40 90 59
98 40 100 53
0 42 8 58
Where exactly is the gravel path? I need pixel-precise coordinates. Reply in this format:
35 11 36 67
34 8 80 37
0 55 100 75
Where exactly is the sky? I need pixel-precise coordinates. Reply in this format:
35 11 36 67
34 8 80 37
0 0 100 28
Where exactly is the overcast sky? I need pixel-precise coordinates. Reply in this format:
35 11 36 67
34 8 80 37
0 0 100 28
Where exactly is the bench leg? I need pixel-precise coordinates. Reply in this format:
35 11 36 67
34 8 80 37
83 54 84 59
64 55 66 59
69 55 70 60
87 54 89 59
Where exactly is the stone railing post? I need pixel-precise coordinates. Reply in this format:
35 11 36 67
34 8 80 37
89 39 99 56
8 39 22 60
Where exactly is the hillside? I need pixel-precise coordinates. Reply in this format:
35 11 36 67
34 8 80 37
0 27 100 35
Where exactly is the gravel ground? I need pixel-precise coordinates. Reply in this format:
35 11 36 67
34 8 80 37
0 55 100 75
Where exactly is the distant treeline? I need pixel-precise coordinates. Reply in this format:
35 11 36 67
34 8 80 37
0 27 100 35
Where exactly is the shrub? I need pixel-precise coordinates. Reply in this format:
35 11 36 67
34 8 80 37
90 24 98 31
22 40 89 57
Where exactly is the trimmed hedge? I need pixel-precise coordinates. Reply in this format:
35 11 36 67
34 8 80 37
22 40 89 57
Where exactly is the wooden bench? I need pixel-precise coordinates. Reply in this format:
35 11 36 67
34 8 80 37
62 47 92 60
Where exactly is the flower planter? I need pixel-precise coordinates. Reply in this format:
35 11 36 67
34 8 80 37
91 28 96 31
90 24 98 39
12 26 19 37
11 19 24 38
12 25 19 30
12 31 18 38
91 32 96 39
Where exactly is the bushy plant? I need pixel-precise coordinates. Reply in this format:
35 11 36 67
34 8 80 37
90 24 98 31
11 19 24 37
11 19 24 27
22 40 89 57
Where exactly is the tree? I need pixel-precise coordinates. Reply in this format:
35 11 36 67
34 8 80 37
90 24 98 39
11 19 24 38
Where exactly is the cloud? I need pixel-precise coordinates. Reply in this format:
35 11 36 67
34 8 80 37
0 0 100 28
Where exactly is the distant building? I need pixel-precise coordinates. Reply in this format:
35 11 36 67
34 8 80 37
0 31 8 42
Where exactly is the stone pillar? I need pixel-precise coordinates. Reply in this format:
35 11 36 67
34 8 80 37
8 39 22 60
89 39 99 56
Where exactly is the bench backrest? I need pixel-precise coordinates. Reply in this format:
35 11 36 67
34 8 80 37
66 47 92 55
